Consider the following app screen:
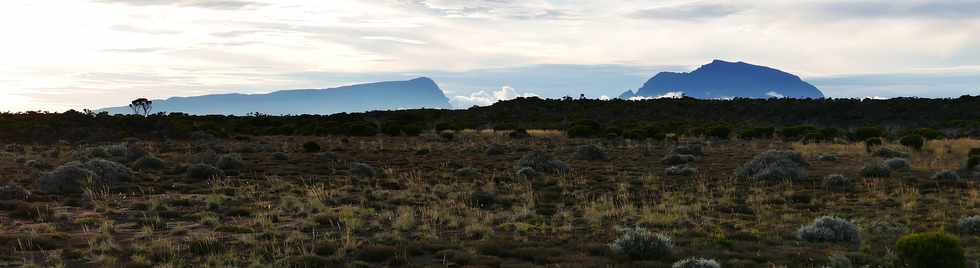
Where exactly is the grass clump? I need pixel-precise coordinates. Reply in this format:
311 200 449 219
883 158 910 171
735 150 808 181
573 144 608 161
187 164 223 180
662 154 696 165
665 165 698 176
609 227 672 260
958 215 980 235
931 170 961 182
895 232 965 268
823 174 854 192
860 163 891 178
671 258 721 268
796 216 860 244
350 162 379 178
516 151 570 175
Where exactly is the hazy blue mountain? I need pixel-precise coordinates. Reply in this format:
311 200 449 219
101 77 452 115
620 60 824 99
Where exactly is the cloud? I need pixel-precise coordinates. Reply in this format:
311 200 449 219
631 2 743 21
599 95 610 100
629 91 685 100
449 86 537 107
100 47 168 53
110 25 180 35
96 0 264 9
395 0 578 20
766 91 784 98
816 0 980 19
362 36 428 45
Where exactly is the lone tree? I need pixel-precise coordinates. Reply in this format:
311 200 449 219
129 98 153 116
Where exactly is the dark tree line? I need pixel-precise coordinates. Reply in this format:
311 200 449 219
1 95 979 144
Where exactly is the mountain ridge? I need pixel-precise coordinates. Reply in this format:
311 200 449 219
100 77 452 115
621 60 824 99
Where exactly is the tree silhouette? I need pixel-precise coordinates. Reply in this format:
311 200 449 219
129 98 153 116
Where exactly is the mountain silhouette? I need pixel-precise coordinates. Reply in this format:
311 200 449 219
101 77 452 115
620 60 824 99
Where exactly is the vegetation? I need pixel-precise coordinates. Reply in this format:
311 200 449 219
895 232 966 268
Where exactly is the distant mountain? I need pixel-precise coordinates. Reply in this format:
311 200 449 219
620 60 824 99
101 77 452 115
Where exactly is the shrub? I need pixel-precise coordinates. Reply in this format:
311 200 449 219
133 156 165 171
874 147 909 158
187 164 223 180
967 156 979 171
781 125 818 140
669 143 704 156
126 143 150 162
485 144 507 155
609 227 672 260
853 126 886 141
826 254 852 268
350 162 378 178
104 144 128 158
910 128 944 140
704 125 732 140
574 144 608 161
969 148 980 157
899 135 925 150
895 232 965 268
860 163 891 178
0 184 31 200
931 170 960 182
509 129 531 139
735 150 808 181
671 258 720 268
958 215 980 235
824 174 854 192
470 191 496 209
884 158 910 171
516 152 570 175
802 131 826 144
216 154 245 171
516 167 538 179
737 127 775 140
454 167 480 178
83 159 135 182
38 163 97 193
662 154 696 165
567 120 602 138
345 122 378 137
567 125 597 138
272 152 289 161
796 216 861 244
816 153 840 161
302 141 321 153
864 137 883 152
439 132 454 141
665 165 698 176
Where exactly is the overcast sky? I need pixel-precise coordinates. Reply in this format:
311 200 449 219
2 0 979 111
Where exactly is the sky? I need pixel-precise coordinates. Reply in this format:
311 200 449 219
1 0 979 112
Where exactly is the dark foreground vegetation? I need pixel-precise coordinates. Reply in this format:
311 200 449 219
2 95 980 143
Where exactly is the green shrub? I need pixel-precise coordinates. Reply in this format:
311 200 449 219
895 232 965 268
567 120 602 138
968 148 980 157
899 135 925 150
345 122 377 137
968 156 980 171
302 141 321 153
780 125 818 140
853 126 886 141
704 125 732 140
909 128 944 140
864 137 883 148
737 127 775 140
